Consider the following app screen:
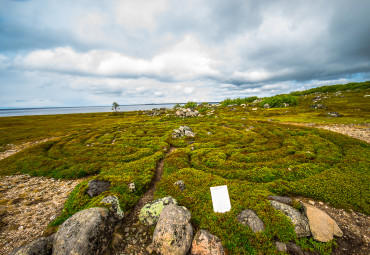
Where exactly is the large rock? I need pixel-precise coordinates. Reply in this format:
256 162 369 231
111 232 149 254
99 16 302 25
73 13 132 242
151 204 193 255
268 195 293 206
100 195 124 221
172 126 196 138
10 235 54 255
302 203 343 242
236 209 265 233
53 207 116 255
270 200 311 237
190 229 225 255
87 180 111 197
139 196 178 226
175 108 199 118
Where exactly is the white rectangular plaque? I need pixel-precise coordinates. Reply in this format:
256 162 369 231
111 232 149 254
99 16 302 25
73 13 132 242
210 185 231 213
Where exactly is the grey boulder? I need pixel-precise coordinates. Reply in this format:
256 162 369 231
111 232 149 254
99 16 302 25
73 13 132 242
10 235 54 255
150 204 193 255
87 180 111 197
53 207 116 255
268 195 293 206
270 200 311 237
237 209 265 233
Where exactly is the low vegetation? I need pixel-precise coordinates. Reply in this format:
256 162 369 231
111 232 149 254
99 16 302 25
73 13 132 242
221 96 258 106
0 81 369 254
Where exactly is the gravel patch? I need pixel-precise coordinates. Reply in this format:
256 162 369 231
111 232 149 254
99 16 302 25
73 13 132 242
0 174 81 255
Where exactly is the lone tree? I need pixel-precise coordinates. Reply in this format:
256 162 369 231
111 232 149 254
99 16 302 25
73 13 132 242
112 101 120 113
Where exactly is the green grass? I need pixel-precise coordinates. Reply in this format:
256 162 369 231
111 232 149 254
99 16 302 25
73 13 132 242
0 81 369 254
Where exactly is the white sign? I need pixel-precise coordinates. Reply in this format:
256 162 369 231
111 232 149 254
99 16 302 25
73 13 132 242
210 185 231 213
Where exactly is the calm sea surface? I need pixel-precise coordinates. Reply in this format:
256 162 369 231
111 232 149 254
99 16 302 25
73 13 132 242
0 104 177 117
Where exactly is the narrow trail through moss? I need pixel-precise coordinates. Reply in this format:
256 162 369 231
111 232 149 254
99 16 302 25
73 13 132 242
121 146 177 225
107 147 177 254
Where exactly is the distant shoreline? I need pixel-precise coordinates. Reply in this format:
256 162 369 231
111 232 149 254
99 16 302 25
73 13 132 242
0 103 220 117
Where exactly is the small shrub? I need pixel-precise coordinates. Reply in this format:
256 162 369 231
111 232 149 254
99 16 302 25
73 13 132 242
259 95 298 108
184 101 197 109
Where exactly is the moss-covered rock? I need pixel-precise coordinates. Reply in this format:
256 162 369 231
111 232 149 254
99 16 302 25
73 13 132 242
139 196 177 226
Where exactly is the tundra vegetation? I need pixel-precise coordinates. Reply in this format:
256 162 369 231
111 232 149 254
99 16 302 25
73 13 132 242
0 81 369 254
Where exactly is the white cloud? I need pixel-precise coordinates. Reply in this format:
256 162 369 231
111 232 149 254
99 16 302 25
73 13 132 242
13 35 218 81
0 54 9 69
114 0 168 31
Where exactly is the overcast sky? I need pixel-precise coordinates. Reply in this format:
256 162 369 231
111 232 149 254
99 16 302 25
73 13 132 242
1 0 369 107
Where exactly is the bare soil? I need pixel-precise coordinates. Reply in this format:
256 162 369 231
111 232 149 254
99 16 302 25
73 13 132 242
281 123 370 143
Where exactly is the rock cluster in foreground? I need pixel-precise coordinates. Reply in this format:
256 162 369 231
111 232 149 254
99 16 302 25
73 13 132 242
11 192 344 255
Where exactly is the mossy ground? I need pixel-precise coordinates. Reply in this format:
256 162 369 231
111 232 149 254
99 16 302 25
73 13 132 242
0 83 369 254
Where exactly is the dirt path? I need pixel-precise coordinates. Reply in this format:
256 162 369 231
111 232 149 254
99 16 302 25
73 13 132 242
108 147 177 255
281 123 370 143
0 137 61 160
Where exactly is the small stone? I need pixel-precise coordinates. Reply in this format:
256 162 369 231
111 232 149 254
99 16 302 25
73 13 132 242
128 182 136 192
18 226 24 231
275 241 287 252
308 200 315 205
174 180 186 192
124 227 130 233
